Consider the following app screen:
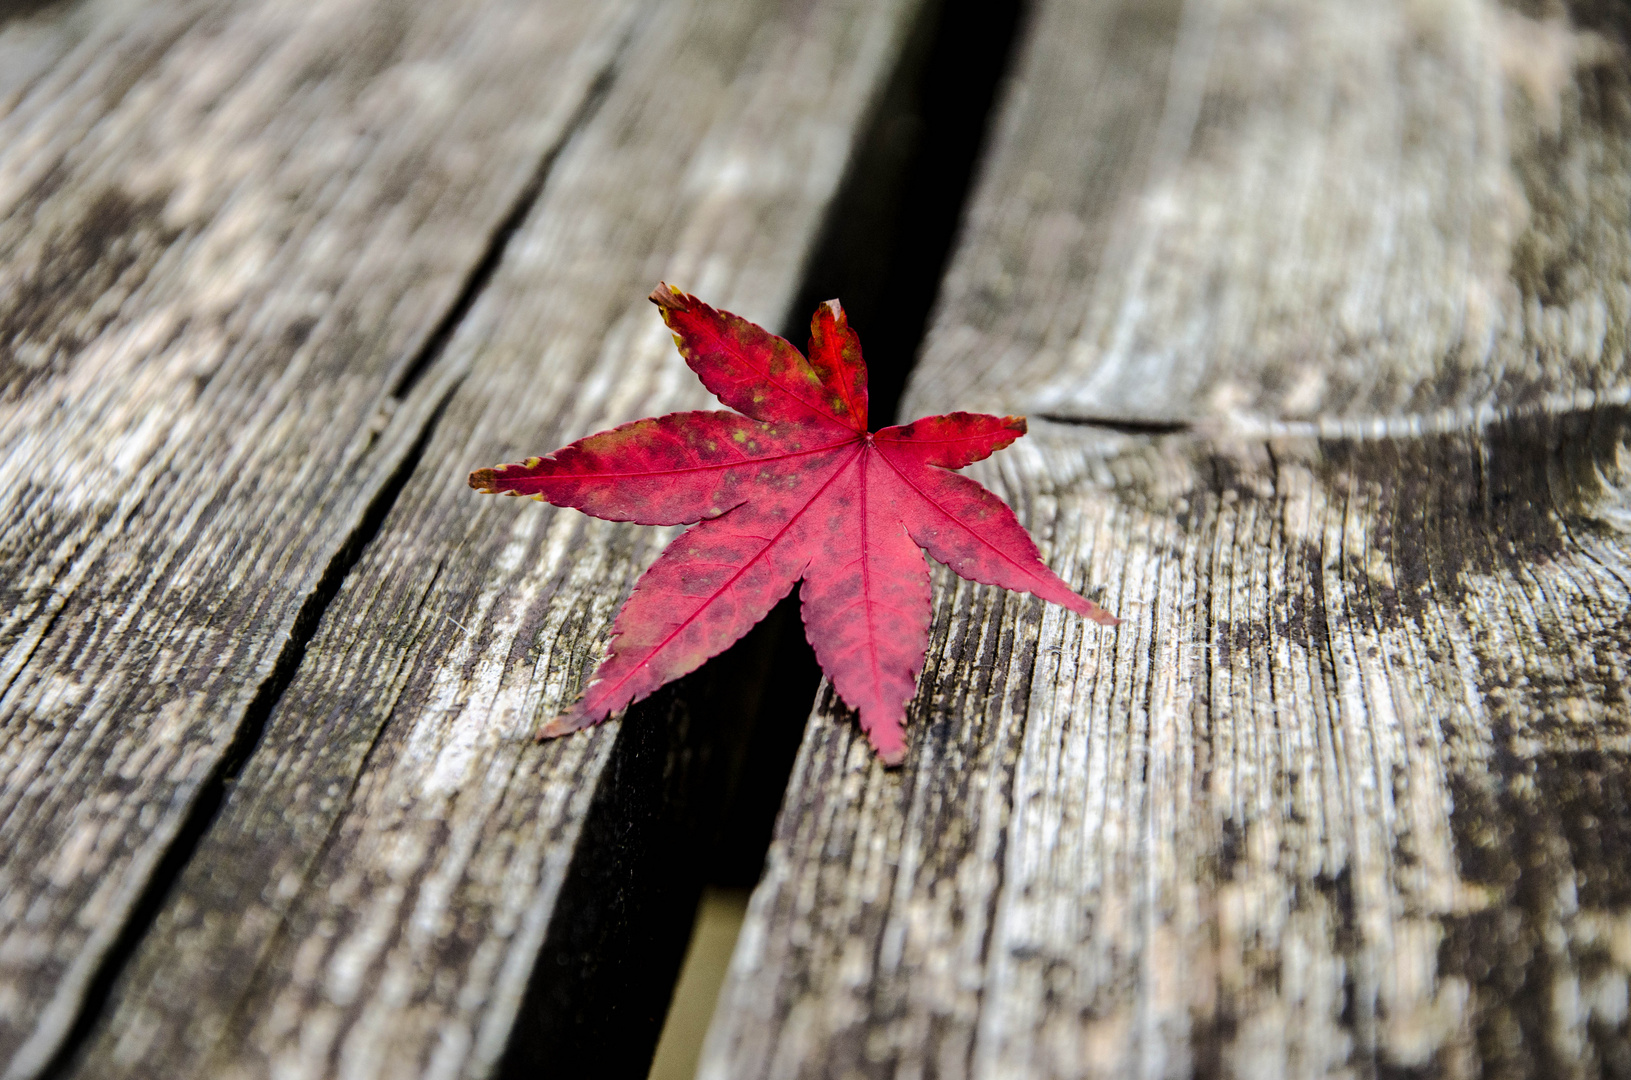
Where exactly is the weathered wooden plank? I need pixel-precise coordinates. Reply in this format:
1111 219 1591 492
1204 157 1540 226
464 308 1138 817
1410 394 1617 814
64 0 931 1077
922 0 1631 428
703 0 1631 1076
716 413 1631 1079
0 0 647 1074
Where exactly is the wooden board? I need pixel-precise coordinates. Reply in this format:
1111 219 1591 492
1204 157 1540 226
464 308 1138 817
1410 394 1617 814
701 0 1631 1076
921 0 1631 428
57 0 931 1077
0 1 647 1075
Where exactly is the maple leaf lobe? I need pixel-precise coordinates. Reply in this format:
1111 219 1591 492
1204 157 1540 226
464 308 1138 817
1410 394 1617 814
470 286 1116 765
650 284 856 430
805 297 867 430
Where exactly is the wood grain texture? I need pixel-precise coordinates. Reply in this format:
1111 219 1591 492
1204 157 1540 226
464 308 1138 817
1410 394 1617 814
0 0 643 1074
63 0 929 1077
702 0 1631 1076
920 0 1631 428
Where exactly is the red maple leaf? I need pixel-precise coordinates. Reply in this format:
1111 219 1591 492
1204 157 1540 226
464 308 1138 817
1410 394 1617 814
470 285 1117 765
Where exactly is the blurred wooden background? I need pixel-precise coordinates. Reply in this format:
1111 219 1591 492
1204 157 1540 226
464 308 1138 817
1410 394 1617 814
2 0 1629 1077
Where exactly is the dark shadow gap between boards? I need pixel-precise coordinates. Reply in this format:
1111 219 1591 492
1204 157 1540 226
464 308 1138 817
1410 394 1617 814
718 0 1032 895
496 0 1033 1077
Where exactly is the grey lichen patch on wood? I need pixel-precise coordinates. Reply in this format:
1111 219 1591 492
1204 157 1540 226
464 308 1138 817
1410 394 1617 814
62 0 930 1077
703 0 1631 1076
0 0 644 1075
